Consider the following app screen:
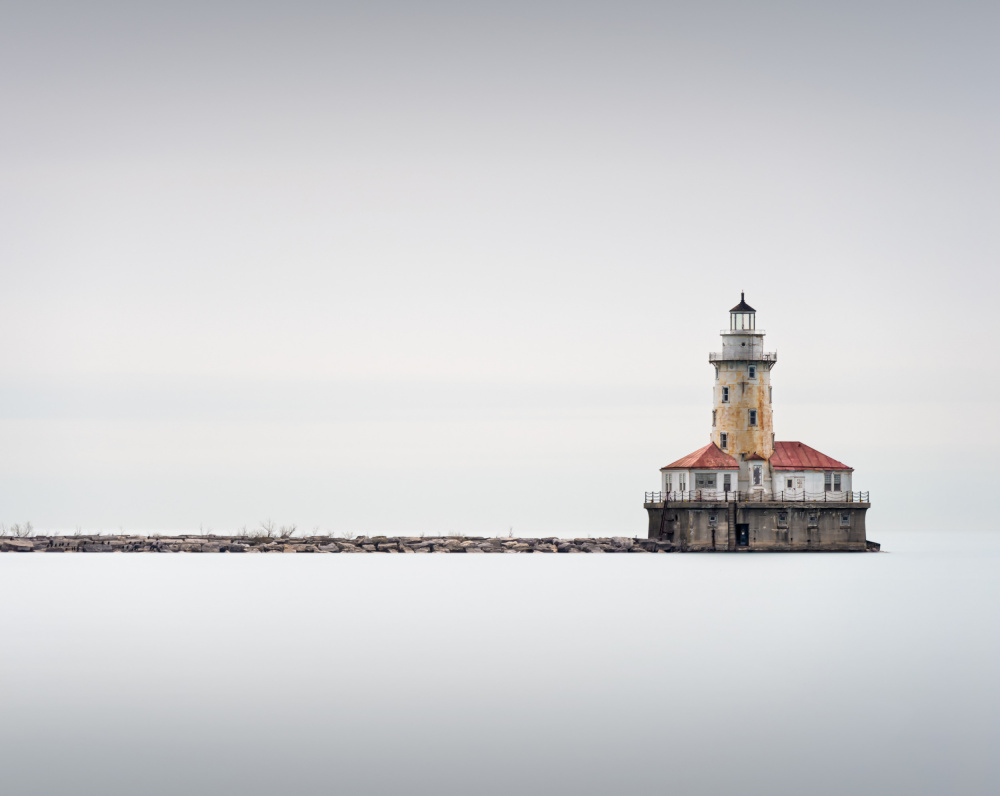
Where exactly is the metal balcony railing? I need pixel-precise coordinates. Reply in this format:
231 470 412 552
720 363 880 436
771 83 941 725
709 351 777 363
644 490 870 504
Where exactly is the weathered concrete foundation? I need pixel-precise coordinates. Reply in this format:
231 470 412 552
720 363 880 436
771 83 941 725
645 500 871 551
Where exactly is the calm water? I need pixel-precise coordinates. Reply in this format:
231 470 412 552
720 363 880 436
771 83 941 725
1 531 997 796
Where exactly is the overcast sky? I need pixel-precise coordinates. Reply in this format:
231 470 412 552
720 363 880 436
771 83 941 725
1 1 996 534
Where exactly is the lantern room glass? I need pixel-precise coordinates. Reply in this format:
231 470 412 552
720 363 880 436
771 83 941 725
730 311 755 330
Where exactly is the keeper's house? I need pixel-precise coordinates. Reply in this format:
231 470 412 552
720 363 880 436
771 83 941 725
644 295 873 552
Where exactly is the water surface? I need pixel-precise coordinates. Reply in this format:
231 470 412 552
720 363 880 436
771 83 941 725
1 531 997 795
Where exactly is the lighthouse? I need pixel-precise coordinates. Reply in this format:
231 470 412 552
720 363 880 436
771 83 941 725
710 293 776 493
644 294 871 551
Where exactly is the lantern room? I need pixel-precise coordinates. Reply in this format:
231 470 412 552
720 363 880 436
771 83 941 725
730 292 756 331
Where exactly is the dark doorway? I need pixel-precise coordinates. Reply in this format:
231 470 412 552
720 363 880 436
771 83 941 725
737 524 750 547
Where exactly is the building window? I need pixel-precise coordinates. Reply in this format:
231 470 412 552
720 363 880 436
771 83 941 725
824 472 832 491
807 512 818 527
753 465 762 486
749 409 757 426
696 473 717 489
723 474 731 492
712 410 716 427
720 433 728 449
665 474 672 492
778 512 788 528
722 386 729 403
709 513 718 527
748 365 756 379
834 473 842 491
679 476 686 492
786 478 793 489
841 513 850 527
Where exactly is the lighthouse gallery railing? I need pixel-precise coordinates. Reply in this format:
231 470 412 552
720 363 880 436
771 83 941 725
708 351 777 363
644 490 870 504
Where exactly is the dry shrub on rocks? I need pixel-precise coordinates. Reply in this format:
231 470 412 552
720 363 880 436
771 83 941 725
3 522 35 538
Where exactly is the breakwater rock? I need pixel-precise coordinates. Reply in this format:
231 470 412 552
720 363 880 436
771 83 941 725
0 535 677 554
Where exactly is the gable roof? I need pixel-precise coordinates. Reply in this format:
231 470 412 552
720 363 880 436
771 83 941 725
661 442 739 471
771 441 852 471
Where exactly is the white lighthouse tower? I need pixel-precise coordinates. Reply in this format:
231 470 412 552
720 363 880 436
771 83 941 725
710 293 777 493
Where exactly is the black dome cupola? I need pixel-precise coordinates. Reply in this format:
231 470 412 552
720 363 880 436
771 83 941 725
729 292 756 330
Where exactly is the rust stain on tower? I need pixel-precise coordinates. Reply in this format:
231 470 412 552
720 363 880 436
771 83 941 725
710 292 775 489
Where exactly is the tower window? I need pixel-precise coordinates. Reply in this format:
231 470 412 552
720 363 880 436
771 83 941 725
769 386 772 403
722 387 729 403
748 365 756 379
749 409 757 426
720 433 728 449
712 410 716 427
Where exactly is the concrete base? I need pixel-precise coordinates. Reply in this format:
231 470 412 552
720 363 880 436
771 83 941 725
645 500 870 552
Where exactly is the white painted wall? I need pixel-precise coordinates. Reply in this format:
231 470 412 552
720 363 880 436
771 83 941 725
664 466 854 497
772 469 853 495
661 469 737 497
662 469 691 492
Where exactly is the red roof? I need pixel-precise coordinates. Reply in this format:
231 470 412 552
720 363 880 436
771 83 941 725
661 442 739 471
771 441 852 471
